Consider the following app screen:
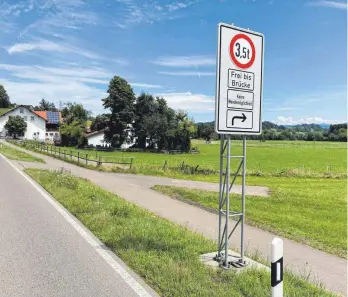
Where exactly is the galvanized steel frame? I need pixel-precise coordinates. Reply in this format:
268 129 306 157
216 135 246 268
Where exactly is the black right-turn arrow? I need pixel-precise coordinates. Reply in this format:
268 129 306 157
232 113 246 126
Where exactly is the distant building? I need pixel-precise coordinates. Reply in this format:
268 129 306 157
33 110 62 142
0 105 47 140
86 127 139 149
85 130 108 147
0 106 63 141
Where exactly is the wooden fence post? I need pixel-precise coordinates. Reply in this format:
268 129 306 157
77 152 80 163
86 154 88 166
130 158 134 169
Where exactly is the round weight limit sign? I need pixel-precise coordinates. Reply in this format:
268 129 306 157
229 33 256 69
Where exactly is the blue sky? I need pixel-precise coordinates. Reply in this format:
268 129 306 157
0 0 346 124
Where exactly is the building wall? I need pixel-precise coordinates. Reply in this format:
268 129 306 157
0 107 46 140
87 133 107 146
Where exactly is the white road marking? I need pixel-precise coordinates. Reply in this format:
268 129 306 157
0 154 153 297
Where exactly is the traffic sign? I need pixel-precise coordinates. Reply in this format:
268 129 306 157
215 23 264 135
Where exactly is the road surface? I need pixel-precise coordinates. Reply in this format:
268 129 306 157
0 155 158 297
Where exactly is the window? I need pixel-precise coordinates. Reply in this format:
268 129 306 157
49 133 53 136
30 116 34 121
20 108 24 113
45 133 48 136
33 133 36 136
23 116 28 121
55 133 58 136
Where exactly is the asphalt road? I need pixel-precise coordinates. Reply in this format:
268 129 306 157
0 155 158 297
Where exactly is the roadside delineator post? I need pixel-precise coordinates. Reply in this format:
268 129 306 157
271 238 283 297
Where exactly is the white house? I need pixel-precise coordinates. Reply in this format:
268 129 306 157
0 106 47 140
86 127 138 149
86 130 108 147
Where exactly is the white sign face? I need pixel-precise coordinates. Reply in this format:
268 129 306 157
215 23 264 135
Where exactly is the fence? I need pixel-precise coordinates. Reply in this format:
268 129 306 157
12 140 134 169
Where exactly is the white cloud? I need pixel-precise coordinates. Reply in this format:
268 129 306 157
166 2 193 11
0 77 106 114
18 0 100 37
130 83 163 89
7 39 102 60
274 116 343 125
308 1 347 9
265 107 296 111
153 55 215 67
158 71 215 77
114 0 196 28
156 91 214 112
0 63 162 114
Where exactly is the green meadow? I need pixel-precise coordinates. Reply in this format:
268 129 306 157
53 140 346 178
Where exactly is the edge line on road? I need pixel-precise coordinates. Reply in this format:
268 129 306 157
0 153 154 297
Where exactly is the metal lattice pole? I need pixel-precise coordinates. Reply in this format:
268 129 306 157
216 135 247 268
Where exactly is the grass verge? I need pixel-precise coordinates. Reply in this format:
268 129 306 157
152 176 347 259
25 168 334 297
0 142 45 163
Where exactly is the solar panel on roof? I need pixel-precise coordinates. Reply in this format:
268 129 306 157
47 112 60 124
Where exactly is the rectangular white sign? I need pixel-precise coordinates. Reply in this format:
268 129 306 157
215 23 264 135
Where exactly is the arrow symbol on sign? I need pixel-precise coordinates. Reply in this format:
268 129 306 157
232 113 246 126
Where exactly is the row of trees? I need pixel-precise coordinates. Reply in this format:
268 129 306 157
194 121 347 142
30 76 196 151
100 76 195 151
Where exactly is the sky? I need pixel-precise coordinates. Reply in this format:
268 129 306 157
0 0 346 125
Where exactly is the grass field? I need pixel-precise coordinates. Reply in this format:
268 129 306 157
0 108 11 116
17 140 347 181
0 142 45 163
153 175 347 258
25 168 335 297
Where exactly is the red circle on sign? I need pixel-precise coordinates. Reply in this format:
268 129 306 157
229 33 256 69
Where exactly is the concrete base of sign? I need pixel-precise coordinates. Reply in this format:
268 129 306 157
200 250 270 273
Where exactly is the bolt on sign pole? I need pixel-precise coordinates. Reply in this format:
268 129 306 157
214 23 264 268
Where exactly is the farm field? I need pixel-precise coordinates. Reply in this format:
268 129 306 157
153 175 347 258
49 140 346 178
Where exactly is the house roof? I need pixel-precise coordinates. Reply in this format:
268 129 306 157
0 105 47 121
86 129 105 138
33 111 62 124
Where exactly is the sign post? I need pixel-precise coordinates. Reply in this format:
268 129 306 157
214 23 264 268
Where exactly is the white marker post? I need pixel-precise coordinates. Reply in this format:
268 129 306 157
271 238 283 297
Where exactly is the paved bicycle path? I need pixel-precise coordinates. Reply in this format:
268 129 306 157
4 142 347 295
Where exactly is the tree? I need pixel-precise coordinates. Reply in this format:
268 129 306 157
59 121 86 147
91 114 110 132
175 111 196 152
0 84 11 108
61 102 90 125
103 76 135 147
5 116 27 138
34 98 57 111
133 93 157 148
